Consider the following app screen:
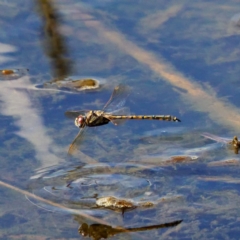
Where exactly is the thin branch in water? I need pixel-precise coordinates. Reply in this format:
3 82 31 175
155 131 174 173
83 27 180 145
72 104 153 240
0 179 108 225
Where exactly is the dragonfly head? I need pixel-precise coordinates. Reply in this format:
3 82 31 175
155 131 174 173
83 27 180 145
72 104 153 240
75 115 86 128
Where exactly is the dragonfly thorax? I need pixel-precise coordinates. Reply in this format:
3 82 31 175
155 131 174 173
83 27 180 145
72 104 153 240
75 115 86 128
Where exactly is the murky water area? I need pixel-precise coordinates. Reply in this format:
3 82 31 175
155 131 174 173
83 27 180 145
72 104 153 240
1 0 240 239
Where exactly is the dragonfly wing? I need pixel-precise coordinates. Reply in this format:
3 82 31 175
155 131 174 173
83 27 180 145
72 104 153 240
103 84 131 112
68 127 87 155
201 133 231 144
105 107 131 125
65 110 89 119
108 107 131 115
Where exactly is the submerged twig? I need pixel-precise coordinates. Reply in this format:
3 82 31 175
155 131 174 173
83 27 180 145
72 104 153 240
0 179 108 225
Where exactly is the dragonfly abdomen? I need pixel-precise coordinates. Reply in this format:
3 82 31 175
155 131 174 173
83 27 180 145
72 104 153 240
109 115 180 122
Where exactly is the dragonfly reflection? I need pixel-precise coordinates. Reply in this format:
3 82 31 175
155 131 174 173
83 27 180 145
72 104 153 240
77 220 182 240
65 84 181 154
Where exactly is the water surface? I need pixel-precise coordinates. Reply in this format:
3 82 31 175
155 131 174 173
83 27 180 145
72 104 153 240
0 0 240 239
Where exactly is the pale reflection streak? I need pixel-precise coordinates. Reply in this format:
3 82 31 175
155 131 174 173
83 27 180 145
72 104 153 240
0 43 17 64
0 70 61 168
77 5 240 131
0 76 62 167
138 5 183 33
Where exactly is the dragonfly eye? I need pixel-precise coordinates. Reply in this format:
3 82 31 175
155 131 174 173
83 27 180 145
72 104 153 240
75 115 85 128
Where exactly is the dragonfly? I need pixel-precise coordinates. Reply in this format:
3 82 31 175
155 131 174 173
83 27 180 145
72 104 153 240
65 84 181 154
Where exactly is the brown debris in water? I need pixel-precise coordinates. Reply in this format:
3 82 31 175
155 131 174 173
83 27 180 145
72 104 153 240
1 69 15 75
96 196 135 209
208 159 240 167
0 68 29 80
165 155 196 164
44 77 101 91
96 196 155 210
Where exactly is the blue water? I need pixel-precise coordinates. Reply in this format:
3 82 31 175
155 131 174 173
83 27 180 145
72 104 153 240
0 0 240 239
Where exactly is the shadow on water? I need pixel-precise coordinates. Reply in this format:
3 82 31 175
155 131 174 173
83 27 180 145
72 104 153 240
76 219 182 240
36 0 72 79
